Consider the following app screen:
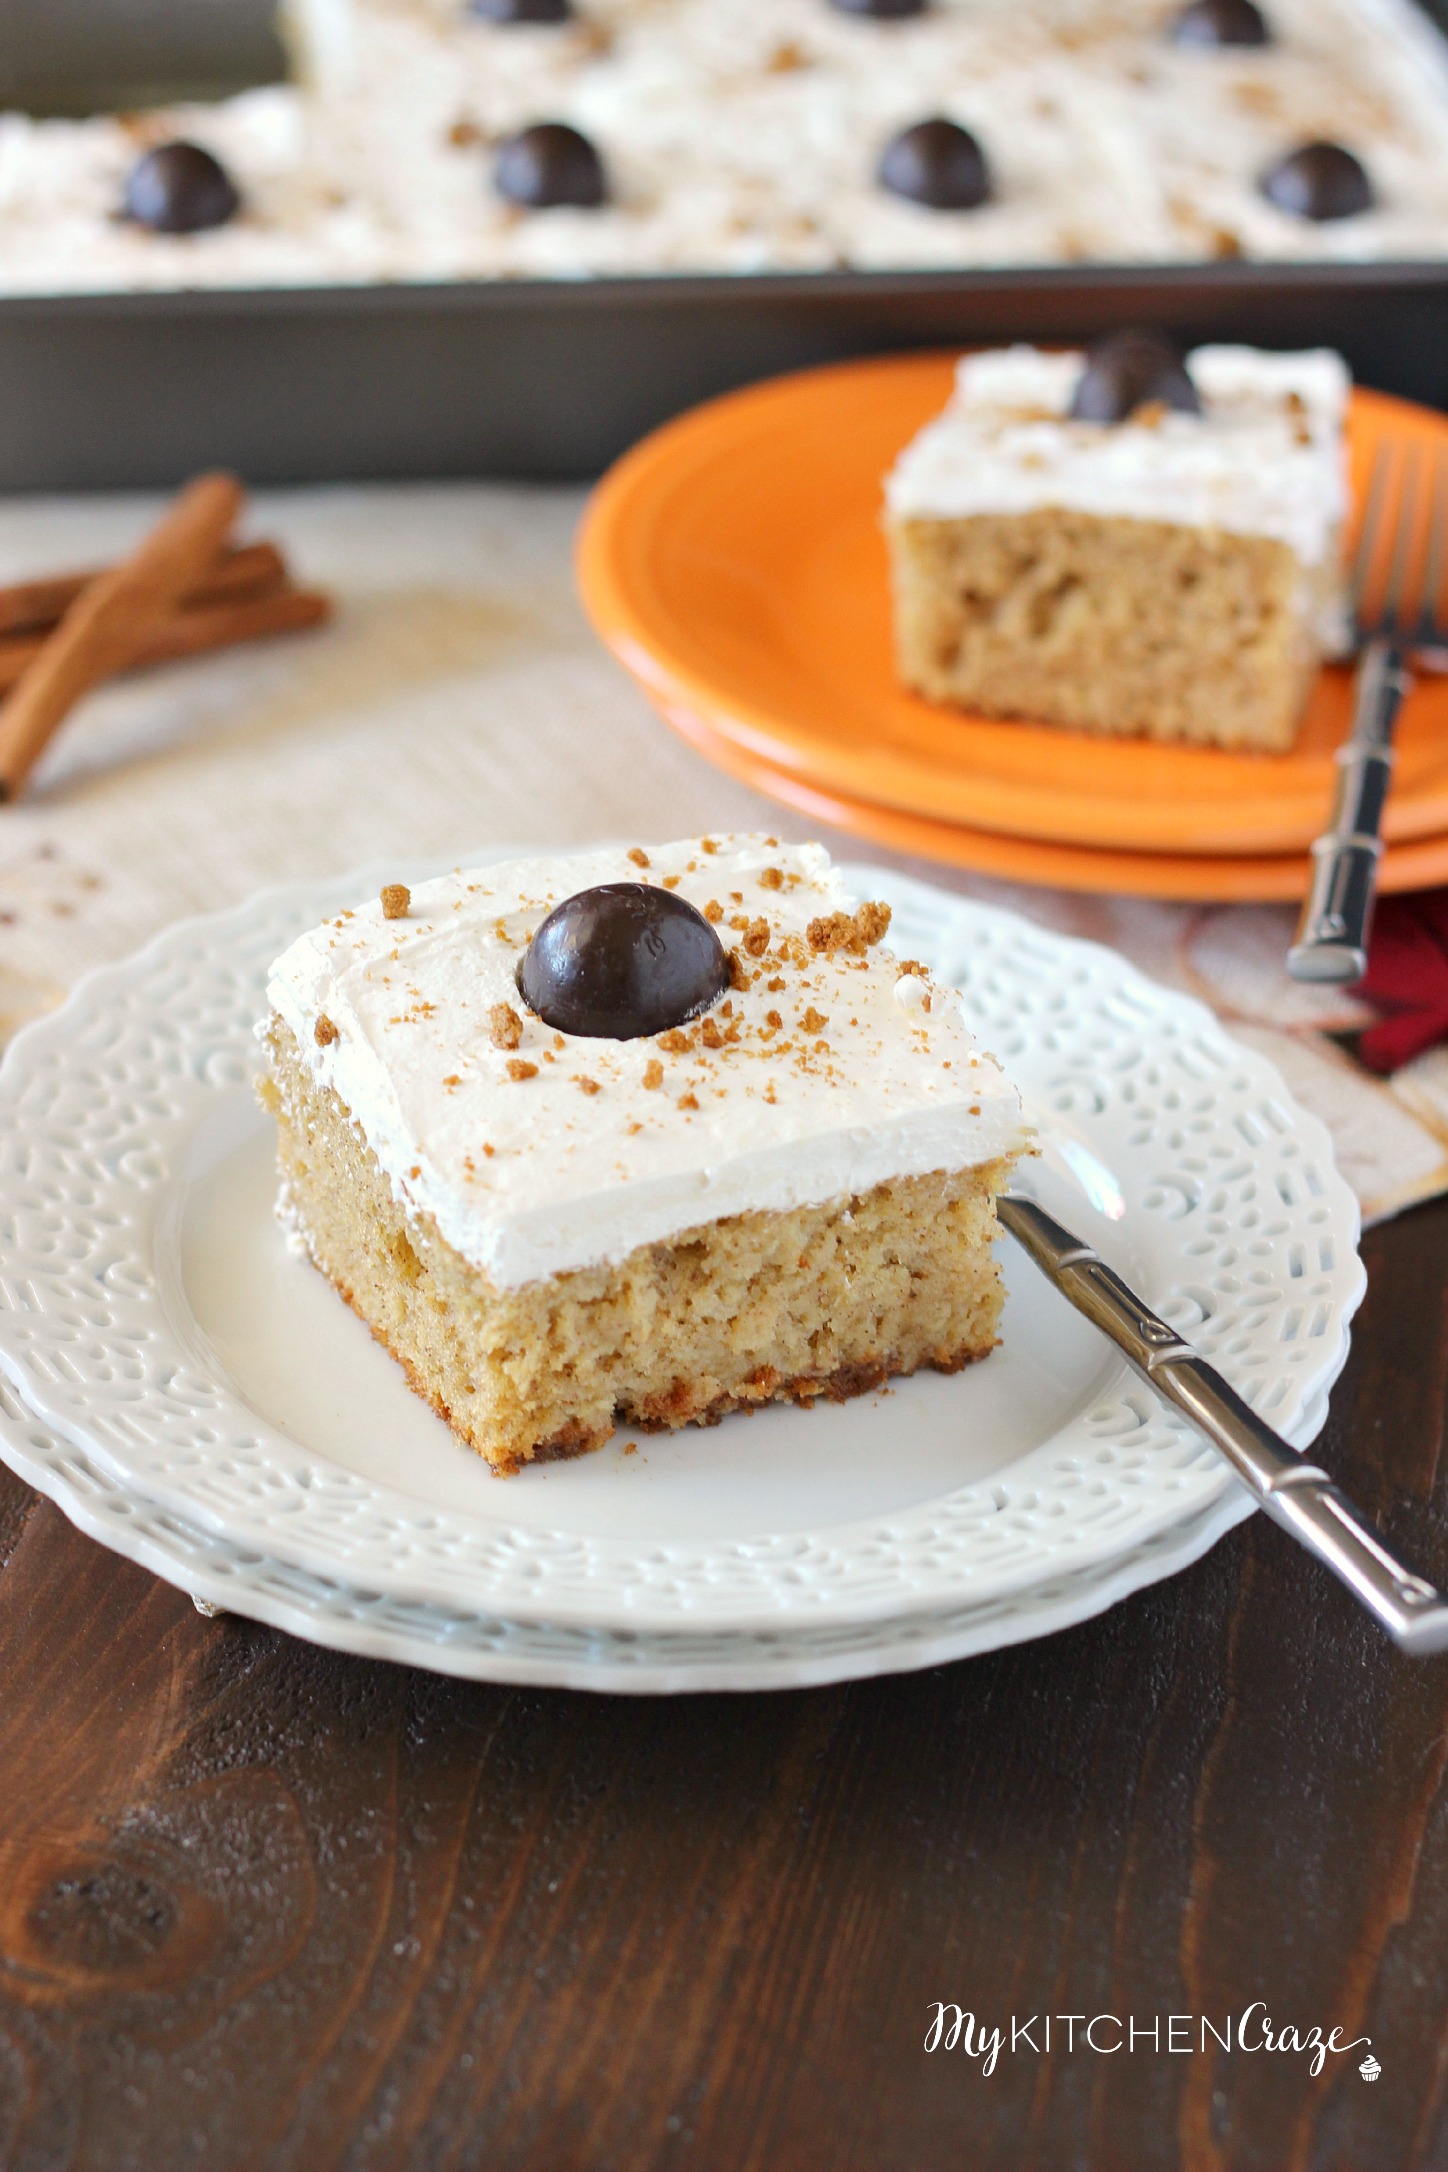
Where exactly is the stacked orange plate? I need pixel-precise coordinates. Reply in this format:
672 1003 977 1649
577 355 1448 901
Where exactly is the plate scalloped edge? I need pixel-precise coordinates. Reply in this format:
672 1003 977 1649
0 1370 1271 1695
0 851 1365 1635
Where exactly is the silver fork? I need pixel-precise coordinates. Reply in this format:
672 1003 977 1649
1289 440 1448 986
1001 1194 1448 1654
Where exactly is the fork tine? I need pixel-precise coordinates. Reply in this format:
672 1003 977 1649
1354 439 1396 614
1420 444 1448 645
1381 445 1421 640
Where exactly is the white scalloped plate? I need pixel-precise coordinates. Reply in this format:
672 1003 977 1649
0 855 1364 1636
0 1370 1270 1693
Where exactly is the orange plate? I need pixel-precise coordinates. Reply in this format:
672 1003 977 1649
578 356 1448 859
661 693 1448 902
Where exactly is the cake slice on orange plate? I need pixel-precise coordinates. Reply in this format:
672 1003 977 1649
260 836 1030 1474
885 333 1351 752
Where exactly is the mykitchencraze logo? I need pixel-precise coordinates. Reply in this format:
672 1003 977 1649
924 2006 1372 2080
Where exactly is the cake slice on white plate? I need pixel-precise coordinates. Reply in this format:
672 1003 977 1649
259 835 1029 1474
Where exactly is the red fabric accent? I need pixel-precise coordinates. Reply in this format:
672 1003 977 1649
1358 888 1448 1072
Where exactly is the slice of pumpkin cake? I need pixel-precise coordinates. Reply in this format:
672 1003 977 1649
886 335 1350 751
260 835 1028 1474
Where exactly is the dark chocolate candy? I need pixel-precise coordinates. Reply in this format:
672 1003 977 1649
495 122 607 209
1169 0 1269 47
471 0 571 18
1259 140 1374 221
831 0 929 17
124 142 240 235
1069 328 1202 424
878 118 990 211
518 883 730 1039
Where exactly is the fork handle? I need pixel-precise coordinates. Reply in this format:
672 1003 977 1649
1289 639 1411 986
1000 1194 1448 1654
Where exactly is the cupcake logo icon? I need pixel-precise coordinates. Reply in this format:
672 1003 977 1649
1360 2054 1382 2082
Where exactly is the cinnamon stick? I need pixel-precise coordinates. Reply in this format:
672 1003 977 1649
0 472 244 802
0 538 287 639
0 586 333 695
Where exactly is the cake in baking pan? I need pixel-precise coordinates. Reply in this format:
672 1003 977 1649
259 835 1028 1474
884 336 1350 751
3 0 1448 290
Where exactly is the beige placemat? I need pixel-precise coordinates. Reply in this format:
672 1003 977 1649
2 482 1443 1228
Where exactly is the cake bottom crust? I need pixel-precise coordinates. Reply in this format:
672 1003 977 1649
264 1019 1015 1475
348 1313 989 1474
888 507 1332 753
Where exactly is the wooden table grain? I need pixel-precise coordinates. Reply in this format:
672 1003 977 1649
2 1200 1446 2172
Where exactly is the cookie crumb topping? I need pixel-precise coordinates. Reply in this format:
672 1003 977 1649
808 901 892 956
489 1003 524 1050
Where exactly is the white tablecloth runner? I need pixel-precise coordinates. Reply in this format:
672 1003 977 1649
3 482 1446 1227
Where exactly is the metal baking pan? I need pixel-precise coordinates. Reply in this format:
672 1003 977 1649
1 259 1446 491
4 0 1448 489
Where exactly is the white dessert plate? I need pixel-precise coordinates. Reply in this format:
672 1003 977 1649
0 1366 1271 1693
0 854 1364 1638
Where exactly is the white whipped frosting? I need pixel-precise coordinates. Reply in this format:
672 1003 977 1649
3 0 1448 292
886 343 1350 569
263 835 1027 1289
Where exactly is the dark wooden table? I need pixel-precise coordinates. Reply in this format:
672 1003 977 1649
2 1199 1446 2172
